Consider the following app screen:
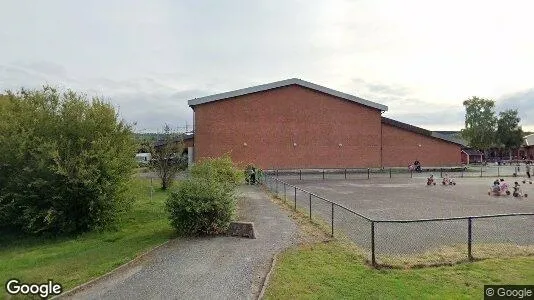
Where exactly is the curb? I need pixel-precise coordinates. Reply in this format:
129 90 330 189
257 251 279 300
51 240 171 299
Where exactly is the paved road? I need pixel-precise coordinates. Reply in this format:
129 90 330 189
64 186 298 300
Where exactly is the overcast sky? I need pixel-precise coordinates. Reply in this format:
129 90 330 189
1 0 533 132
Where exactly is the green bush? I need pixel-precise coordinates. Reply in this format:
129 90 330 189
165 156 244 235
190 155 245 190
166 179 235 235
0 87 137 235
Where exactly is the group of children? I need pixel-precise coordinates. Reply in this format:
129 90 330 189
489 178 528 198
426 173 456 186
425 173 528 198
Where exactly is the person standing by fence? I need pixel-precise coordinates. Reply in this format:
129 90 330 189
526 161 532 179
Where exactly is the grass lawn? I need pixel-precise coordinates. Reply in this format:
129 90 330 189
264 242 534 299
0 177 174 299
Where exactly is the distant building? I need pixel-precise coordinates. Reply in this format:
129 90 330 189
435 131 534 162
135 153 151 165
461 149 484 165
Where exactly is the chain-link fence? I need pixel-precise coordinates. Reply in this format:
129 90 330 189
265 164 533 182
261 175 534 268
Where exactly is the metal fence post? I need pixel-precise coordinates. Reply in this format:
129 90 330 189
344 168 347 180
371 221 376 267
468 217 473 261
480 166 483 177
498 166 500 177
294 187 297 210
322 169 325 180
276 169 279 178
367 168 370 179
309 194 312 220
150 178 153 201
284 183 286 201
299 169 302 180
389 168 392 178
410 169 413 178
331 203 334 237
440 168 443 178
461 168 464 178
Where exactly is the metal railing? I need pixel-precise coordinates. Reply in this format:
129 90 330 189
261 174 534 267
265 164 532 181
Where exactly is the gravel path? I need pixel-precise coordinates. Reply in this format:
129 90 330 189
64 185 298 300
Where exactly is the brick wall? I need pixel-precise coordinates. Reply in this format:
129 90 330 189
193 85 383 169
381 123 461 167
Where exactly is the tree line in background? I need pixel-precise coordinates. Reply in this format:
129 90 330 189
461 96 525 159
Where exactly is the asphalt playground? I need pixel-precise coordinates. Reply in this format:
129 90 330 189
269 175 534 258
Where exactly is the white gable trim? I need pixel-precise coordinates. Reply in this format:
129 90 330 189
187 78 388 111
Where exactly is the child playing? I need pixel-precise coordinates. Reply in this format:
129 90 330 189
499 178 510 195
513 182 522 197
427 174 436 185
524 161 533 184
442 173 449 185
492 180 501 193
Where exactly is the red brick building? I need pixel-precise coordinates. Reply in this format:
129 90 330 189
187 78 461 169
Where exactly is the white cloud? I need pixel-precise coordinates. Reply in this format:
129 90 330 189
1 0 533 131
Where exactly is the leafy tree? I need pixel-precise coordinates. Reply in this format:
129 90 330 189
0 87 137 235
496 109 524 159
149 124 187 190
460 97 497 156
190 155 245 192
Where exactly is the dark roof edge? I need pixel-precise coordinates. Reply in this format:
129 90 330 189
381 117 463 146
154 133 194 147
462 149 484 155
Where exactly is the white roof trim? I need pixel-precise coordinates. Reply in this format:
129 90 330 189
187 78 388 111
525 134 534 146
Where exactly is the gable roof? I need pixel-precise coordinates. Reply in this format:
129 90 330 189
462 149 483 156
525 134 534 147
154 133 194 148
433 131 468 146
381 117 463 146
187 78 388 111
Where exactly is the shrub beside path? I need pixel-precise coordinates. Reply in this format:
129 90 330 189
62 185 298 300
